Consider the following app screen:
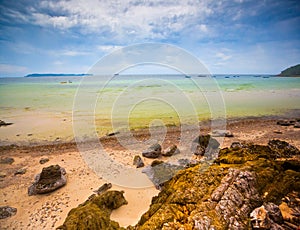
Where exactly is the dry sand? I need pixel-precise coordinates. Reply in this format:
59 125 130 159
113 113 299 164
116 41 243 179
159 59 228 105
0 117 300 229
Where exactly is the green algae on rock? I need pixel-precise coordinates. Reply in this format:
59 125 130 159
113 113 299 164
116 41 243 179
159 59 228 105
57 190 128 230
59 139 300 229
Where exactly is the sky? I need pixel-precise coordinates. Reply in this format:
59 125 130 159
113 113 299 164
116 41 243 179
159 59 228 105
0 0 300 77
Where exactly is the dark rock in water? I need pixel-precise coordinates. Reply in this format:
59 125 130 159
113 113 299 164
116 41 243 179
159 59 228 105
133 155 144 168
39 158 49 164
191 134 220 157
0 206 17 219
212 130 234 137
93 183 112 195
162 144 180 157
57 190 127 230
0 120 13 127
14 168 26 175
0 157 14 164
142 143 162 158
28 165 66 196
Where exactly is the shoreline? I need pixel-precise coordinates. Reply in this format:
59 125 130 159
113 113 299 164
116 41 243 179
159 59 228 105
1 110 299 148
0 116 300 229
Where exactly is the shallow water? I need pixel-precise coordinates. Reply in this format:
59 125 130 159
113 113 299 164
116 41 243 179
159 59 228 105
0 74 299 143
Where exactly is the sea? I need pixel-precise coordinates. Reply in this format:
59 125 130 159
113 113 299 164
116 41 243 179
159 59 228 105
0 74 300 144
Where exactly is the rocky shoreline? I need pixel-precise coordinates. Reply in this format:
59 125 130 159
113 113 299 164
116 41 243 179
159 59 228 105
57 139 300 229
0 117 300 229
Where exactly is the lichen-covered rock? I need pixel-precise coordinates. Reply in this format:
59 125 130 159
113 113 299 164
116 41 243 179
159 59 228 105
59 140 300 230
0 206 17 219
135 141 300 229
57 190 127 230
142 143 162 158
28 164 66 195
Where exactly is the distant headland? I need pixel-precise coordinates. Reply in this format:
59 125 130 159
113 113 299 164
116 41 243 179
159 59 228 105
24 73 92 77
278 64 300 77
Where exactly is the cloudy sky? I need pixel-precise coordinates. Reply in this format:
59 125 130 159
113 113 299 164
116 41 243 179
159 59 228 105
0 0 299 77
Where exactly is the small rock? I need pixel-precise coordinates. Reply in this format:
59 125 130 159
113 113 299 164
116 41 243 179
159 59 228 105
0 157 14 164
294 122 300 128
162 145 180 157
142 143 162 158
133 155 144 168
230 142 243 150
15 168 27 175
250 205 271 229
273 130 283 134
39 158 49 164
0 172 7 178
0 120 13 127
0 206 17 219
151 160 164 167
191 135 220 156
212 130 234 137
106 131 120 136
93 183 112 195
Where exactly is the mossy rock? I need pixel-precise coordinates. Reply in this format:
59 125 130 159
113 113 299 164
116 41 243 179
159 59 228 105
57 191 127 230
59 140 300 230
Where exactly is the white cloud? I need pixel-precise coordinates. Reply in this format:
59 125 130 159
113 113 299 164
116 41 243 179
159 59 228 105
97 45 123 53
19 0 214 42
215 52 232 61
0 64 28 73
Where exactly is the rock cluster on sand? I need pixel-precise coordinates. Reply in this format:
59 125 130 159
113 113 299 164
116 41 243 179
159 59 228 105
59 139 300 229
277 119 300 128
28 165 67 196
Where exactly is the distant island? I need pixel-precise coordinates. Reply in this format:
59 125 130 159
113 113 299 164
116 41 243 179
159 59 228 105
278 64 300 77
24 73 92 77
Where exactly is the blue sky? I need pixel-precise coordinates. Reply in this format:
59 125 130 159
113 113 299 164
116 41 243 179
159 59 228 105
0 0 299 77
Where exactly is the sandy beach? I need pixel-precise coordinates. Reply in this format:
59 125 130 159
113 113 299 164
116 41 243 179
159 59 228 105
1 116 300 229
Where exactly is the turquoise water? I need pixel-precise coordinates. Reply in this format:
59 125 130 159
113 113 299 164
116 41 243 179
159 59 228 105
0 75 300 132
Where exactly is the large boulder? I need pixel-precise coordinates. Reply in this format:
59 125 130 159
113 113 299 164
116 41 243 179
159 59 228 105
28 165 67 196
